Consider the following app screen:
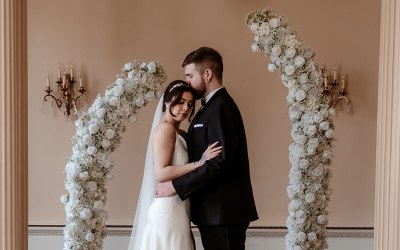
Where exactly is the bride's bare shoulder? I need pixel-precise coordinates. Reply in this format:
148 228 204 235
153 121 176 140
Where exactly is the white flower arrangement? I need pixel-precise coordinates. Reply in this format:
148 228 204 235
246 8 335 250
61 60 167 249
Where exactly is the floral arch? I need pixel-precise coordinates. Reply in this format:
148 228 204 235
61 8 334 250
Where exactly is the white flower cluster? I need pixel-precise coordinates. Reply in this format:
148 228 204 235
246 9 335 250
62 60 166 249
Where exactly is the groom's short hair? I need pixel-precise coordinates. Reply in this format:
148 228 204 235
182 47 223 82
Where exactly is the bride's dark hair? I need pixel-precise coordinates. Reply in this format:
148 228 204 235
163 80 199 121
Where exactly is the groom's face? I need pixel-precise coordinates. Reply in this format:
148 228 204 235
184 63 206 97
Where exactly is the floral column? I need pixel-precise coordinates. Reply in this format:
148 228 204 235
0 0 28 250
374 0 400 249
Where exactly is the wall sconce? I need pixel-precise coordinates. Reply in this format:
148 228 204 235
319 66 351 110
44 65 88 117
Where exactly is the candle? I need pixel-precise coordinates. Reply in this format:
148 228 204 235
46 73 50 88
70 65 74 79
323 76 328 88
63 75 67 88
333 67 338 81
57 65 61 79
340 75 346 91
79 74 83 88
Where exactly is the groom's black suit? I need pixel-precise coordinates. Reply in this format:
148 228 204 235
172 88 258 249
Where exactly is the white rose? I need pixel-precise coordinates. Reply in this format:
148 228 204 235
109 96 119 106
294 56 305 67
135 96 145 107
60 195 69 204
319 120 330 130
259 23 270 35
145 91 155 101
105 129 115 140
101 139 111 149
284 65 295 76
322 150 332 160
308 232 317 241
147 61 156 73
115 78 125 86
65 162 81 179
294 134 306 144
325 129 335 138
75 119 84 128
88 124 99 135
295 90 306 101
80 208 92 220
87 181 97 191
114 85 124 97
297 231 307 242
106 173 113 181
306 125 317 136
123 62 133 71
317 214 328 224
314 113 324 123
308 138 319 148
285 48 296 58
79 171 89 181
93 97 104 110
312 165 323 176
271 45 282 56
86 146 97 155
85 232 95 242
299 73 308 84
128 115 137 123
82 134 93 145
268 63 277 72
96 108 106 119
299 159 309 169
103 160 112 169
269 18 281 28
305 193 316 203
250 23 258 33
93 200 104 210
251 43 260 53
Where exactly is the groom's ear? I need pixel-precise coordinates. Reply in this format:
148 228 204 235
204 68 213 82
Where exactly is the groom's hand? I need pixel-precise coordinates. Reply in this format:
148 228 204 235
155 181 177 197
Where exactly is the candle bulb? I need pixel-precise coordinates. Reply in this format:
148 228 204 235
79 73 83 88
57 65 61 79
70 65 74 79
340 75 346 92
63 75 67 88
46 73 50 88
333 67 338 82
323 75 328 88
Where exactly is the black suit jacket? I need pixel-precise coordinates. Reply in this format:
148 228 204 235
172 88 258 226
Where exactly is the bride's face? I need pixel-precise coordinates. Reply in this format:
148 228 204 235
168 91 195 122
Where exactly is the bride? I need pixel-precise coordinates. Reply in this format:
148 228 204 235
128 80 222 250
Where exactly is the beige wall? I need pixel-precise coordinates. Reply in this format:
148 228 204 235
28 0 380 227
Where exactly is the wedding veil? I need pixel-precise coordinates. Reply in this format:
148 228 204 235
128 95 164 250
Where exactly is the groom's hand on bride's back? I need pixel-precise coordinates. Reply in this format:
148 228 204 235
155 181 176 197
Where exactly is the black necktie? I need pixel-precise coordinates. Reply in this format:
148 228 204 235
201 98 206 106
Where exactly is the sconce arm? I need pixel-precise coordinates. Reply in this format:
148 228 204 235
44 93 62 108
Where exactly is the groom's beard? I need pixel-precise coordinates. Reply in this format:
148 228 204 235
196 79 207 98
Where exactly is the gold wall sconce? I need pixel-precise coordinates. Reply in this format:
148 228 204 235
319 66 351 110
44 65 88 117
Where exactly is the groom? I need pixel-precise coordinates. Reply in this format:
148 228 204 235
156 47 258 250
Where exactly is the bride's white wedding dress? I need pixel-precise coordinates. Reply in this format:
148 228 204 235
139 133 194 250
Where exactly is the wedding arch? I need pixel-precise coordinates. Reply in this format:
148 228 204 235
246 8 335 250
61 8 335 250
61 61 167 249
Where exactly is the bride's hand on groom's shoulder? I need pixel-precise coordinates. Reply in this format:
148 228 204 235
155 181 176 198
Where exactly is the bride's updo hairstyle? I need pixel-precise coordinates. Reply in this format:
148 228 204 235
163 80 199 122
